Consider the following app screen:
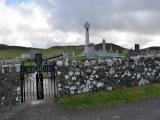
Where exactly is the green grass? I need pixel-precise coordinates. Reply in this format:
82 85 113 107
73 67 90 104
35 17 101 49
0 49 30 59
67 55 87 60
68 55 121 60
58 83 160 109
42 46 83 58
0 45 126 59
0 46 84 59
23 61 36 66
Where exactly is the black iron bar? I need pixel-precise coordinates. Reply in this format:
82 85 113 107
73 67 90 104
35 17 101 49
45 75 48 99
53 68 56 98
29 74 31 101
50 71 53 99
20 65 24 103
26 74 29 101
23 74 25 102
32 76 34 101
48 72 51 99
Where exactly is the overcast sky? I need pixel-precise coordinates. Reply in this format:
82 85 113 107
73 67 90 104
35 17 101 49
0 0 160 49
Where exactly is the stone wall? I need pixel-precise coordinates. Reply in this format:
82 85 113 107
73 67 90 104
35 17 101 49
0 63 21 106
56 57 160 96
1 57 160 105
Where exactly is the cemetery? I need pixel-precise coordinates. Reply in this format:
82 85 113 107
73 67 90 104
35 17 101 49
0 22 160 113
1 0 160 119
83 22 121 58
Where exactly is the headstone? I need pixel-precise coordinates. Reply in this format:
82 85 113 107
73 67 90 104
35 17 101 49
83 21 90 56
87 43 96 57
102 39 106 52
110 43 113 52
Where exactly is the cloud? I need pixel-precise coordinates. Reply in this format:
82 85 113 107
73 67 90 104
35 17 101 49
36 0 160 48
36 0 160 34
0 0 51 47
0 0 160 49
0 0 83 48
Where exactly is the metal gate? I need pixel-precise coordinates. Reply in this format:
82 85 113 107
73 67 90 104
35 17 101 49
20 54 59 103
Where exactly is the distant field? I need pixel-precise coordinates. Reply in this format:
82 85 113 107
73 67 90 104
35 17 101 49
0 49 29 59
0 46 84 59
0 43 126 59
41 46 84 58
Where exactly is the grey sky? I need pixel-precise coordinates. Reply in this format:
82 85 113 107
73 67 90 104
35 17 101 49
0 0 160 49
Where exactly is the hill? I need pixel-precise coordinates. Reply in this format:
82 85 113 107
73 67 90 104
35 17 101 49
0 44 38 59
95 43 127 53
0 43 127 59
0 44 33 50
0 44 9 49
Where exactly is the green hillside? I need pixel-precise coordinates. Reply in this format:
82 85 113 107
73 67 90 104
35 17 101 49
41 45 84 58
0 44 34 59
0 45 84 59
96 43 127 53
0 43 127 59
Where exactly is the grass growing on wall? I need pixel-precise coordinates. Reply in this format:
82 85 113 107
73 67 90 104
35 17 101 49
23 61 36 66
67 56 115 60
58 83 160 109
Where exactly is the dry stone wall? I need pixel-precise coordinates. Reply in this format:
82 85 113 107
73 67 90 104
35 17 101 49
56 57 160 96
0 62 21 106
1 57 160 105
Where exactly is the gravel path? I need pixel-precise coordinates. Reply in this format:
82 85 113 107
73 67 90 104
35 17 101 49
4 96 160 120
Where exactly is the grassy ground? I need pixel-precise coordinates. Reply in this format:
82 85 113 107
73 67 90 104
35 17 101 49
42 46 83 58
0 46 84 59
0 49 30 59
58 83 160 109
0 45 126 59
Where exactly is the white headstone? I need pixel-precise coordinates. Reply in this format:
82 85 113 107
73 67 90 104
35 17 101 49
102 39 106 52
83 21 90 56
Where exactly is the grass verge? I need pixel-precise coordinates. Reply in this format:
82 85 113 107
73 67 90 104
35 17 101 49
58 83 160 109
